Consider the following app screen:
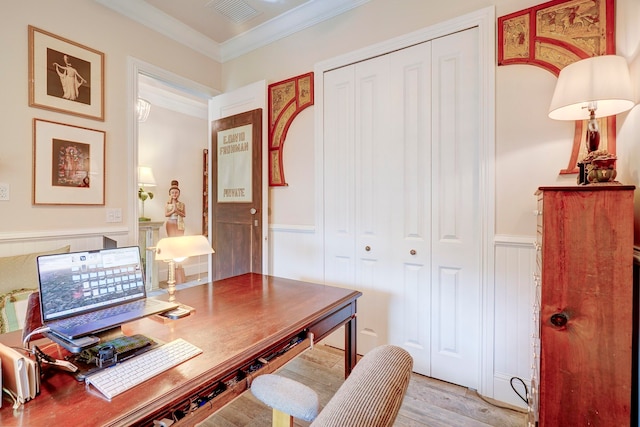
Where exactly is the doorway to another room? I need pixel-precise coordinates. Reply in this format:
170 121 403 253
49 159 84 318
133 62 213 291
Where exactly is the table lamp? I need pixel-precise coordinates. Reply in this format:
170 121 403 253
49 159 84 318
155 235 214 311
548 55 634 183
138 166 156 221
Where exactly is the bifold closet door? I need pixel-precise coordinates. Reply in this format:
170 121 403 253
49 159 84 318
422 27 480 389
323 52 397 353
323 27 480 389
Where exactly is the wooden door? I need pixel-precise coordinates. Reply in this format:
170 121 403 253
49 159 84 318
211 109 262 280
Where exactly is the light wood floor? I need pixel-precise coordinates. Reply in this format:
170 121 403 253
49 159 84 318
198 344 527 427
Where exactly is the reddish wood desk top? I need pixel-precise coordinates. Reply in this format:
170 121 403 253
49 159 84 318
0 273 361 426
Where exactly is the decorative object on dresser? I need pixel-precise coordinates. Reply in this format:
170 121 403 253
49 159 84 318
532 185 635 426
548 55 634 184
497 0 618 176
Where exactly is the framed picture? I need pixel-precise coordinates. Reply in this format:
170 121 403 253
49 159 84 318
29 25 105 121
33 119 105 205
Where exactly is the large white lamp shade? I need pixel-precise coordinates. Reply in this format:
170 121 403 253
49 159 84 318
548 55 634 121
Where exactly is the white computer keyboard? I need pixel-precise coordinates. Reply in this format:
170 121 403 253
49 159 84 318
85 338 203 400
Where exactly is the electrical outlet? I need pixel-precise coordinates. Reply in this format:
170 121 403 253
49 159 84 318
0 183 9 201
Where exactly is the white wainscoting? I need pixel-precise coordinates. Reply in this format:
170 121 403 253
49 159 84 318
0 227 130 257
268 224 323 283
493 234 536 408
269 226 536 407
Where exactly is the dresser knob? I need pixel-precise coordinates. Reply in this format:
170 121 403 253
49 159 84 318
365 246 371 252
410 249 416 255
550 312 568 328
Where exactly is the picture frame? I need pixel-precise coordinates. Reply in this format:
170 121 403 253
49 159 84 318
33 118 105 205
29 25 105 121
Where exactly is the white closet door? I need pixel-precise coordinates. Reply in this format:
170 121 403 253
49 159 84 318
353 54 397 352
323 27 480 389
324 54 396 353
385 30 481 387
324 65 356 289
387 41 433 375
428 27 480 388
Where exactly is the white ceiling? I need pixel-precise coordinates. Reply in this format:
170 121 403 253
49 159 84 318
144 0 311 43
95 0 370 62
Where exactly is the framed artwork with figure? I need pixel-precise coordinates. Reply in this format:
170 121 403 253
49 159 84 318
29 25 105 121
33 118 105 205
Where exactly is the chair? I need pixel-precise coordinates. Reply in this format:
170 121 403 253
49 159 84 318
251 344 413 427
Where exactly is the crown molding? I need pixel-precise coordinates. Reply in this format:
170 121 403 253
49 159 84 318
219 0 371 62
94 0 221 61
95 0 369 63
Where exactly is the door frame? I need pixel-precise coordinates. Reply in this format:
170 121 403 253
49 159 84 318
313 6 496 397
127 57 217 277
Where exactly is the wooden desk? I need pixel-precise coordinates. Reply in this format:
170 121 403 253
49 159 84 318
0 273 361 426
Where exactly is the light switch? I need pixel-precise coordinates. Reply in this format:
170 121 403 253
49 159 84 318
0 183 9 201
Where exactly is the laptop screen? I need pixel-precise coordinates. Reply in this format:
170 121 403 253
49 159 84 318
37 246 146 322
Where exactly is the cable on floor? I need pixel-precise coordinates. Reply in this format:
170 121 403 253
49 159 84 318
510 376 529 405
470 377 529 414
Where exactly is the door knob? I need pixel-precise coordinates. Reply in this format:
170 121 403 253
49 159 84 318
550 312 568 328
410 249 416 255
250 208 257 215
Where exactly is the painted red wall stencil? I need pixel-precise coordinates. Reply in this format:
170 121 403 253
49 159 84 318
498 0 616 175
268 72 314 186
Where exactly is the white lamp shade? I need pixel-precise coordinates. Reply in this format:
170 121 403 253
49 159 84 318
138 166 157 187
155 235 214 261
548 55 634 121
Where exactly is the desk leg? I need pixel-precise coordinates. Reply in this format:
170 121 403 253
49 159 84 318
344 302 357 378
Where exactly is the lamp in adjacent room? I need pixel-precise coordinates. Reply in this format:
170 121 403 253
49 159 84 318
548 55 634 183
155 235 214 308
138 166 156 221
137 98 151 122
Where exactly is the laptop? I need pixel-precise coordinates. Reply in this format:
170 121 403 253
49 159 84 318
36 246 178 342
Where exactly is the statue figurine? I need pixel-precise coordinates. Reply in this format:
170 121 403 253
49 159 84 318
165 180 186 237
164 180 186 284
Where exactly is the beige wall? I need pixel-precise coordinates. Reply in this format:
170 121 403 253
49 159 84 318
0 0 219 239
223 0 640 240
1 0 639 243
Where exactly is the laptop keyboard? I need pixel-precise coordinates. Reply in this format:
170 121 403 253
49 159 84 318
52 300 148 330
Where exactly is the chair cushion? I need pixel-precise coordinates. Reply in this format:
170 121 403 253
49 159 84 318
310 344 413 427
251 374 319 422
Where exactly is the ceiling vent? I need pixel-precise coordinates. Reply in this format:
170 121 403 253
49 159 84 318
207 0 261 24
